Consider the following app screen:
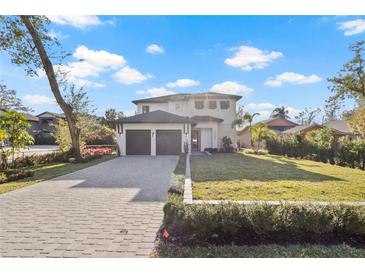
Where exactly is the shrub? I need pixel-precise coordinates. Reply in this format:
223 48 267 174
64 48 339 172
163 202 365 244
11 151 70 169
222 136 233 153
243 148 268 155
68 157 76 163
0 169 34 183
168 154 186 195
266 130 365 170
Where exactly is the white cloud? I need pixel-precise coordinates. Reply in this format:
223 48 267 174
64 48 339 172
72 79 106 88
337 19 365 36
47 15 103 29
114 66 152 85
124 110 137 117
210 81 253 97
246 102 276 112
137 87 175 98
23 94 55 105
72 45 127 74
265 72 322 87
47 29 69 40
146 44 164 54
225 45 283 71
286 106 300 116
166 78 200 88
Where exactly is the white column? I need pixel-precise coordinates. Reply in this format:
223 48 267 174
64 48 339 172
151 128 156 156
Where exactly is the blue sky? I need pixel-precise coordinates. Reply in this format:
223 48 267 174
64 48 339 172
1 15 365 121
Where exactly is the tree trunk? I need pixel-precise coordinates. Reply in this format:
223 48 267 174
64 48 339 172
249 123 253 148
20 16 81 160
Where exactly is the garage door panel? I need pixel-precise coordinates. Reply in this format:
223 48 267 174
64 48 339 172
126 130 151 155
156 130 181 155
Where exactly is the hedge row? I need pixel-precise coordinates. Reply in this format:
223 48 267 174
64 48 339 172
266 133 365 170
163 202 365 245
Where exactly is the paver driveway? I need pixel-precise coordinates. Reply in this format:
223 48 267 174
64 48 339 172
0 156 178 258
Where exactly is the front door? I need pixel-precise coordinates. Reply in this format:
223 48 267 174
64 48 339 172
191 129 201 151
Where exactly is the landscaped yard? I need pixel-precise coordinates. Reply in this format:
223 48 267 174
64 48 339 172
156 243 365 258
0 154 116 194
191 153 365 202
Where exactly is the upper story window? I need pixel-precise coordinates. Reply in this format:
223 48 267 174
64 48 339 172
194 100 204 110
142 105 150 113
208 100 217 109
219 100 230 110
175 103 181 111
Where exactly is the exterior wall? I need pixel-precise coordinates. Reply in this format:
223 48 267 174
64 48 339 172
27 121 40 138
136 103 168 114
237 130 252 148
136 97 238 148
116 123 191 156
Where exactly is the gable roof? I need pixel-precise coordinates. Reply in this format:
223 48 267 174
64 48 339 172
283 124 323 134
236 117 297 135
23 113 39 122
260 117 298 127
116 110 194 124
132 92 242 105
37 111 65 118
324 120 353 134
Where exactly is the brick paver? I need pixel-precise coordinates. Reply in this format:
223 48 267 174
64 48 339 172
0 156 178 258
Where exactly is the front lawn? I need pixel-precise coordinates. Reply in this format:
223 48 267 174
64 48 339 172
0 155 116 194
156 243 365 258
192 153 365 202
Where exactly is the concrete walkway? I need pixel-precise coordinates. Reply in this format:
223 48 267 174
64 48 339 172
0 156 178 258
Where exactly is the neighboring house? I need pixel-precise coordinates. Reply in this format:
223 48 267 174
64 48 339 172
237 117 297 148
35 112 65 144
283 120 355 139
324 120 355 137
282 123 323 136
0 109 64 145
115 92 242 155
24 113 40 138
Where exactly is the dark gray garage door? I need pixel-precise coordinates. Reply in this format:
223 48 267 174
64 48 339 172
126 130 151 155
156 130 181 155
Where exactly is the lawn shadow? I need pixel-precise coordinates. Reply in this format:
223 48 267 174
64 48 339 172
191 153 343 183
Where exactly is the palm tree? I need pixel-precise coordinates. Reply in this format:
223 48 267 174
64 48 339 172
270 106 289 119
251 122 276 150
232 109 260 147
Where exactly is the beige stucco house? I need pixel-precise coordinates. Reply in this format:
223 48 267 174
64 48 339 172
237 117 298 148
115 92 242 155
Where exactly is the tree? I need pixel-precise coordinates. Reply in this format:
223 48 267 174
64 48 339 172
270 106 290 119
0 16 83 160
347 107 365 137
323 99 342 122
328 40 365 108
251 122 276 150
294 107 321 125
104 108 125 128
56 114 115 152
0 128 9 169
232 106 260 147
0 110 34 165
0 83 32 112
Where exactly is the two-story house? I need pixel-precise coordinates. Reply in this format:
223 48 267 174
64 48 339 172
115 92 242 155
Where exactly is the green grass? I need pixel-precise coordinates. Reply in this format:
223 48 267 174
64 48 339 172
192 153 365 202
156 243 365 258
0 155 116 194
